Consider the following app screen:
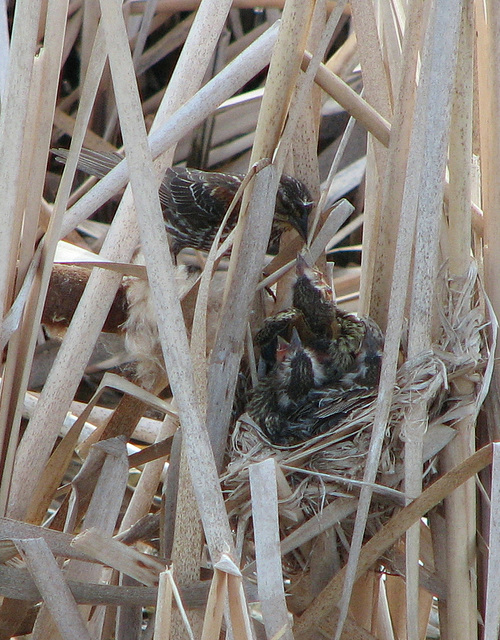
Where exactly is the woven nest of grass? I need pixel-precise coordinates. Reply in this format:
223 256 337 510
223 264 490 576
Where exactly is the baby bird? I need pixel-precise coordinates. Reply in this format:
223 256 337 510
246 330 328 445
256 255 382 386
249 257 384 444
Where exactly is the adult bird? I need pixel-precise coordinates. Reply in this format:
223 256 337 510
53 148 313 257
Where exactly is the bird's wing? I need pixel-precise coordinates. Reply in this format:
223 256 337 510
159 167 242 225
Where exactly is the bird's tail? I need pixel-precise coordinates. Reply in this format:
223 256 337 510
52 147 123 179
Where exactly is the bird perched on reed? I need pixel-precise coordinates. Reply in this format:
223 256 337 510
248 256 384 444
53 148 313 257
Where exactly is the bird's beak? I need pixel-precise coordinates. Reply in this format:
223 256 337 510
293 212 309 242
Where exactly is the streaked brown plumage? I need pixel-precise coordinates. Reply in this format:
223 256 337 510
248 257 384 444
246 330 329 444
255 255 383 385
53 148 313 256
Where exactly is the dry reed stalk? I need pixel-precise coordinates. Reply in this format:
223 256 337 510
360 0 424 323
15 537 91 640
301 52 391 148
484 444 500 639
349 0 391 219
475 4 500 640
0 1 496 638
0 0 50 515
205 0 315 467
329 2 470 638
0 0 42 320
402 1 464 637
477 3 500 423
250 459 293 640
437 4 477 640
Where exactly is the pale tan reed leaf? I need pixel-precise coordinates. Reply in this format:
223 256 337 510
250 459 293 640
0 3 9 95
280 498 358 556
312 112 359 240
153 569 173 640
24 409 89 525
0 0 43 319
227 575 255 640
76 371 176 457
200 568 227 640
20 390 164 446
257 199 354 292
476 0 500 427
0 246 42 350
325 211 364 253
302 52 391 148
447 5 474 279
151 0 234 135
58 440 131 630
378 1 403 104
0 517 93 564
129 0 159 67
190 167 258 405
98 0 234 564
15 537 91 640
78 438 130 534
135 14 195 77
154 571 174 640
351 0 392 120
275 0 348 173
308 199 354 259
165 568 196 640
361 0 425 321
54 240 147 277
120 412 178 532
437 8 478 640
0 562 163 607
72 528 165 586
375 576 397 640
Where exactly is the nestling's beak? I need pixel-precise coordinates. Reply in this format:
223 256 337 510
295 253 308 276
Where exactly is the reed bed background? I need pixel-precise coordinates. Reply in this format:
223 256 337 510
0 1 498 639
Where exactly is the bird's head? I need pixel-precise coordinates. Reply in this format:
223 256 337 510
293 255 333 303
274 176 314 241
276 329 327 401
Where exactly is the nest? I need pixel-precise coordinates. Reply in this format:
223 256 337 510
222 264 491 577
